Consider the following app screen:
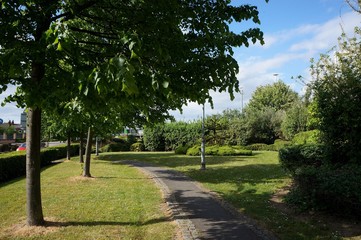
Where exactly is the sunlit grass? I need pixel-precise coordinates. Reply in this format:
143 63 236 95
99 151 342 240
0 157 175 240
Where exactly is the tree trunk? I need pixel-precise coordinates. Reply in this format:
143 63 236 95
26 107 44 226
66 132 71 160
79 130 84 163
83 127 93 177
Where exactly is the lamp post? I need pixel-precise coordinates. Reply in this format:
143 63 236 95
200 104 206 170
240 87 244 113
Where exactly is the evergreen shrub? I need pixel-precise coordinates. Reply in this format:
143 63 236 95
130 142 145 152
0 144 80 183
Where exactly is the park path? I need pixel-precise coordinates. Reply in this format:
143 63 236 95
119 160 278 240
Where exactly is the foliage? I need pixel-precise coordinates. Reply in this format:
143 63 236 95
186 145 201 156
247 80 299 112
174 145 190 155
0 144 79 183
311 27 361 164
186 145 252 156
279 144 326 174
281 102 309 140
243 108 283 144
143 124 165 151
144 121 201 151
291 130 320 145
285 164 361 215
130 142 145 152
100 142 130 152
244 143 277 151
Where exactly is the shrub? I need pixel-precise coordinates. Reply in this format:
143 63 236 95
0 144 80 183
186 145 200 156
130 142 145 152
279 144 326 174
286 164 361 215
101 142 130 152
292 130 320 145
273 139 291 150
0 144 11 152
186 145 252 156
245 143 277 151
174 145 189 155
205 145 219 155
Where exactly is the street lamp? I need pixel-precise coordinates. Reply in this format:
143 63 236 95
200 104 206 170
240 87 244 113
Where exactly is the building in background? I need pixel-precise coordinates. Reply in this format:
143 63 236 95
0 112 26 143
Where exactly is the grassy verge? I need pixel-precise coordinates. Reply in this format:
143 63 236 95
0 157 175 240
98 151 344 240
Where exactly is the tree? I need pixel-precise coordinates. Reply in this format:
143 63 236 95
311 27 361 164
247 80 299 112
281 102 309 140
1 0 268 226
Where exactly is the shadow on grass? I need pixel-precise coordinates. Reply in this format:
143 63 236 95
45 216 172 227
97 152 253 169
0 162 62 188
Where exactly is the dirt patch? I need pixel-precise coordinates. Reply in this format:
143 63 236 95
2 217 66 238
270 186 361 238
68 175 97 182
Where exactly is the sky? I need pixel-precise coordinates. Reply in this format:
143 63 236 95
0 0 360 123
170 0 361 121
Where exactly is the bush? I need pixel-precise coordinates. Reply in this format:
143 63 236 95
186 145 200 156
245 143 277 151
0 144 11 152
130 142 145 152
279 144 326 174
0 144 80 183
286 164 361 215
292 130 320 145
186 145 252 156
101 142 130 152
174 145 189 155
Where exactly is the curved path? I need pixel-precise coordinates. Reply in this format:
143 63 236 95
118 160 277 240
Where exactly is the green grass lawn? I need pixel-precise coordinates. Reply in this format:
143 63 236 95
0 157 175 240
98 151 349 240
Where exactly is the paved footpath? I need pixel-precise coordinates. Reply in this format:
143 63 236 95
119 160 278 240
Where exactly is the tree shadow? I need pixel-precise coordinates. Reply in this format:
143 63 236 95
44 216 172 228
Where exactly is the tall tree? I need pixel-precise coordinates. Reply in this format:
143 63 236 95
1 0 268 226
311 27 361 164
247 80 299 112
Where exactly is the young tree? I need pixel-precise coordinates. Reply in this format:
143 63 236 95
1 0 268 226
311 27 361 164
247 80 299 112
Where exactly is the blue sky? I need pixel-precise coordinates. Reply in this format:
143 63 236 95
170 0 360 120
0 0 360 123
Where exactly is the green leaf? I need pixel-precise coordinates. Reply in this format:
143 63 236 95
56 42 62 51
162 81 169 89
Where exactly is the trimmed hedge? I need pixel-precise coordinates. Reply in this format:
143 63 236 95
186 145 252 156
245 143 277 151
100 142 130 152
279 144 361 215
279 144 326 174
0 144 80 183
130 142 145 152
174 145 190 155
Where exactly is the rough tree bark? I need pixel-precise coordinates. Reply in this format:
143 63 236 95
26 106 44 226
83 127 93 177
66 132 71 160
79 130 84 163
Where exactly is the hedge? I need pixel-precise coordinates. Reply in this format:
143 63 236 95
0 144 80 183
186 145 252 156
